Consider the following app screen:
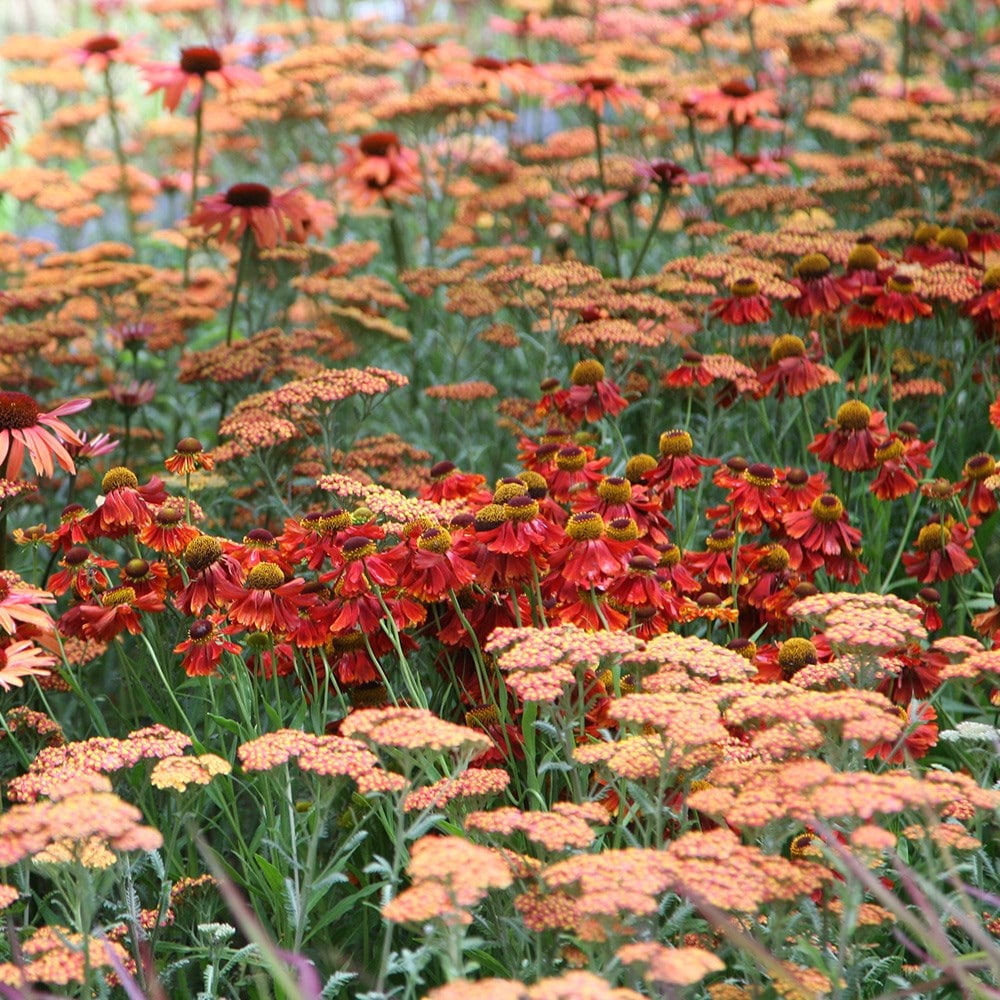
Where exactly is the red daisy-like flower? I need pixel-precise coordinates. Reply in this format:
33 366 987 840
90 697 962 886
0 391 90 479
336 131 421 208
836 239 894 297
709 276 773 325
644 429 719 498
572 475 672 545
176 536 244 616
604 554 684 621
544 512 632 601
398 526 479 602
782 493 864 582
279 509 353 572
869 430 933 501
189 183 316 250
0 108 15 151
548 72 642 116
687 529 738 587
164 437 214 476
686 78 780 126
174 616 242 677
757 333 839 400
876 641 946 704
476 495 564 561
901 517 977 584
963 265 1000 340
784 253 853 318
418 461 492 505
82 467 168 540
723 462 786 534
143 45 262 113
865 702 938 765
808 401 889 472
543 359 629 425
218 563 319 634
868 273 934 324
542 444 611 503
663 350 716 389
330 529 407 599
959 452 998 521
66 586 165 642
138 500 201 555
46 546 115 600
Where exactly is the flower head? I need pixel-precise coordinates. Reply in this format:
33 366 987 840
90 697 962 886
0 392 90 478
336 132 421 208
143 45 262 112
189 183 316 250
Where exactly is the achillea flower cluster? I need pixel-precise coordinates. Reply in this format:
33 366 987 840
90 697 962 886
340 706 491 756
465 802 609 852
402 768 510 812
382 835 513 926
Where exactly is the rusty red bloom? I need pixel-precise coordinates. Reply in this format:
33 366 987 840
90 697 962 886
784 253 853 318
336 131 421 207
902 517 977 584
143 45 262 112
709 277 773 325
174 616 241 677
189 183 315 250
783 493 865 582
808 401 889 472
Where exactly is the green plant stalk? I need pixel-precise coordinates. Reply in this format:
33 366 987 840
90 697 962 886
183 96 206 287
629 185 669 279
102 64 139 256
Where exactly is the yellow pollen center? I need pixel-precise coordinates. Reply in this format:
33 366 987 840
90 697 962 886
493 481 528 503
706 532 735 552
811 494 845 522
914 523 949 551
101 467 139 492
504 497 540 521
770 334 806 361
625 454 657 482
342 540 377 561
730 276 761 297
658 544 681 567
475 504 508 528
963 453 995 480
605 518 638 541
597 477 633 504
847 244 882 271
982 266 1000 291
836 400 872 431
465 705 500 727
937 227 968 251
793 252 832 280
246 563 285 590
758 545 790 571
658 430 693 457
777 637 818 676
875 439 905 463
570 359 606 386
417 528 452 553
566 513 605 541
184 536 223 570
101 586 136 608
555 447 588 472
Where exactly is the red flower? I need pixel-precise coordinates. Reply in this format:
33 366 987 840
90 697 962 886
138 501 201 556
47 546 115 600
784 253 853 318
808 401 888 472
663 350 716 389
548 72 642 115
189 183 316 250
542 445 611 503
868 274 933 324
544 513 632 600
876 642 945 704
0 108 15 151
218 563 318 634
644 429 718 499
418 462 491 505
279 509 353 571
572 475 672 544
687 529 737 587
143 45 262 113
336 131 421 207
959 452 998 521
869 429 932 501
901 517 977 584
963 265 1000 339
332 530 406 598
757 333 839 400
399 526 478 602
82 468 168 539
709 277 772 325
176 536 245 616
723 462 786 533
0 391 89 478
545 359 629 424
782 493 865 582
865 702 938 765
66 586 165 642
174 616 242 677
164 436 214 476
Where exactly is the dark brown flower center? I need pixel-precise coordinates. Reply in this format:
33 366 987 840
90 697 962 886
0 391 41 430
188 619 214 642
84 34 120 54
720 78 752 98
180 46 223 75
359 132 399 157
224 183 273 208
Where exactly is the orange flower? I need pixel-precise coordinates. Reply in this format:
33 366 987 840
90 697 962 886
143 45 262 112
807 401 889 472
0 639 57 691
0 109 15 151
336 132 421 208
709 276 773 325
0 392 89 478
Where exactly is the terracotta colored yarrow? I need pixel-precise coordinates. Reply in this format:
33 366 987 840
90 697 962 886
340 706 491 755
626 632 757 684
150 753 232 792
464 802 608 851
617 941 725 987
8 725 192 802
486 625 637 702
402 767 510 812
0 925 132 988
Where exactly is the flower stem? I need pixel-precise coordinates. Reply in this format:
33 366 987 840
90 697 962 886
629 185 669 279
591 109 621 276
183 96 206 287
102 65 139 256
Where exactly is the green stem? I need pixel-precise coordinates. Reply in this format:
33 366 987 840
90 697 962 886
102 65 139 255
630 186 670 279
591 110 621 276
183 96 206 286
224 227 254 349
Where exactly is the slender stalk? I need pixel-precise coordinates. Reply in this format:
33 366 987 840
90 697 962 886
183 96 206 286
591 109 621 276
102 64 139 254
629 185 669 279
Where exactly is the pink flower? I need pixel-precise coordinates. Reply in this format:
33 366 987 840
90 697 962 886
143 45 262 113
0 392 90 478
